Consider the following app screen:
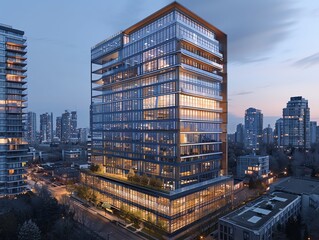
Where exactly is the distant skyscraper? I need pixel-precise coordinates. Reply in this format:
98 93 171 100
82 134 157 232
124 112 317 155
235 123 245 144
263 124 273 145
283 96 310 149
55 116 62 140
78 128 89 143
274 118 284 147
61 110 71 143
82 3 233 237
40 112 53 143
26 112 37 144
244 108 263 150
310 121 317 145
70 111 77 139
0 24 28 196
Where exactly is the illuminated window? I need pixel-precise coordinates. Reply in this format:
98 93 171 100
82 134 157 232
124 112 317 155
9 169 14 175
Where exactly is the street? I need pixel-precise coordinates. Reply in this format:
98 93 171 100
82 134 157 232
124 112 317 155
69 197 144 240
27 169 144 240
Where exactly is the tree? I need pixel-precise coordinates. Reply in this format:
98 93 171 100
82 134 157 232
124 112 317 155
140 174 149 185
127 168 135 181
89 164 100 172
0 211 18 240
18 220 41 240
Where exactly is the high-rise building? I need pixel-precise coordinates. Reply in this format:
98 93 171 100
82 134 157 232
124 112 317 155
61 110 71 143
262 124 273 145
60 110 78 143
244 108 263 150
70 111 77 139
235 123 245 144
39 112 53 143
0 24 29 196
274 118 284 148
82 2 232 237
78 127 89 143
283 96 310 149
25 112 37 144
310 121 317 145
55 116 62 140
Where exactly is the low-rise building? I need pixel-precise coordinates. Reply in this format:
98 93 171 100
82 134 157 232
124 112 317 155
237 154 269 179
270 177 319 217
53 167 79 184
62 149 81 161
219 192 301 240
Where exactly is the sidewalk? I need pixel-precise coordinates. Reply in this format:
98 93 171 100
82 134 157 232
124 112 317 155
70 195 154 239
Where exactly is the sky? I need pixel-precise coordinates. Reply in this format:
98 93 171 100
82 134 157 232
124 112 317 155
1 0 319 133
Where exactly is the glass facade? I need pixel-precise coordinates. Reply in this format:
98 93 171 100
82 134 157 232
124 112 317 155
0 24 28 196
81 172 233 234
88 2 231 236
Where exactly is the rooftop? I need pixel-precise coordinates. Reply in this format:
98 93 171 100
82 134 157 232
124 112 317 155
272 177 319 195
0 23 24 35
220 192 300 230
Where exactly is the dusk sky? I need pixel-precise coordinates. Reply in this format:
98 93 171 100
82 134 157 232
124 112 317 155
1 0 318 132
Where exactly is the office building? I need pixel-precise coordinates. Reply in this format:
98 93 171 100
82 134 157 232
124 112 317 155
262 124 273 145
236 154 269 179
244 108 263 151
55 116 62 140
219 192 301 240
0 24 29 196
274 118 284 147
83 2 232 237
235 123 245 144
39 112 53 143
283 96 310 149
310 121 317 145
25 111 37 144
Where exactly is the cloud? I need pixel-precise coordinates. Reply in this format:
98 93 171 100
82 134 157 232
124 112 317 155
231 91 254 96
180 0 300 64
293 52 319 68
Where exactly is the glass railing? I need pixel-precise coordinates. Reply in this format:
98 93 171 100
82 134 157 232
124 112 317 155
6 65 27 72
6 70 27 77
102 58 120 68
181 49 223 69
180 88 222 100
181 63 222 81
6 58 27 64
6 45 27 53
179 35 223 58
6 52 27 59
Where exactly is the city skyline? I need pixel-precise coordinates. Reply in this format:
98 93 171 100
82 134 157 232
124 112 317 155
1 0 318 132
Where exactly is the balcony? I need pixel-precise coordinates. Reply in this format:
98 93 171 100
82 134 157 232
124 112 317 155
6 58 27 66
6 82 28 90
6 52 27 60
181 49 223 70
6 70 27 78
6 66 27 73
181 63 223 81
6 45 27 55
179 35 223 58
92 58 122 74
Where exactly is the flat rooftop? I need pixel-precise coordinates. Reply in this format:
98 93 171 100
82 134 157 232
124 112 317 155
272 177 319 195
220 192 300 230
